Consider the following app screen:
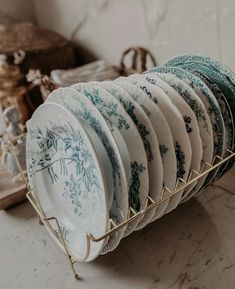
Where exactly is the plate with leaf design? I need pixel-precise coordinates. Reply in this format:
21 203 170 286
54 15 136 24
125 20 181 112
167 62 234 180
144 72 214 198
115 78 179 218
124 76 192 213
165 54 235 175
148 66 225 190
149 71 214 199
139 73 203 198
26 102 111 262
72 82 149 249
46 87 129 258
109 80 165 229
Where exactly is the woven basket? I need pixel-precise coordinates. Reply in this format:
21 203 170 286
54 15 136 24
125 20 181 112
0 22 77 122
28 46 157 99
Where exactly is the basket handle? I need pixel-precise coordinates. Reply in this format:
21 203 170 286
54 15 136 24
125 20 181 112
119 46 156 75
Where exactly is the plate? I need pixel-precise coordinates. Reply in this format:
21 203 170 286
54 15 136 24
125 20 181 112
26 102 110 262
139 73 203 197
150 72 214 200
166 54 235 128
114 79 166 227
169 63 234 179
73 82 149 249
46 87 129 257
125 76 192 212
166 54 235 174
149 66 225 189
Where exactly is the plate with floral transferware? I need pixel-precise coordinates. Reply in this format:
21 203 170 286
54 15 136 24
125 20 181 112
165 54 235 128
148 66 225 190
115 78 179 218
46 87 129 258
26 102 110 262
168 62 234 181
124 76 192 213
138 73 203 198
150 71 214 199
72 82 149 250
110 80 165 230
165 55 235 175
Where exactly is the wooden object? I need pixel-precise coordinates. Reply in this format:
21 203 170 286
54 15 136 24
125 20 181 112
0 167 27 210
49 46 156 90
0 22 76 74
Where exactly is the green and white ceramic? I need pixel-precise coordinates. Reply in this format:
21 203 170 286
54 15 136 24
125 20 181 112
114 79 168 224
125 75 192 213
46 87 129 258
165 54 235 175
92 81 156 234
148 66 225 189
139 73 203 198
74 81 149 249
166 54 235 129
26 102 110 262
172 64 233 179
149 71 214 197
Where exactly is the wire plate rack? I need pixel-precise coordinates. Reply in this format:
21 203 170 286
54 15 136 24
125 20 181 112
10 132 235 280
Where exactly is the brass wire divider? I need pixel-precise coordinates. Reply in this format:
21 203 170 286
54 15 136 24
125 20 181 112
10 132 235 280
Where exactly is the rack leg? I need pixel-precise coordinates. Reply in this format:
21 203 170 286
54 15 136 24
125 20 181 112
45 217 80 280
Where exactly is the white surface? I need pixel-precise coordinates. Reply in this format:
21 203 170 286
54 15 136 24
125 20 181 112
32 0 235 71
1 167 235 289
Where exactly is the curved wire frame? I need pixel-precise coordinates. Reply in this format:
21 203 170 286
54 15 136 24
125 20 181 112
10 132 235 279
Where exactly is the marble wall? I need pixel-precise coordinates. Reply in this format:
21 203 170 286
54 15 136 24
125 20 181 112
1 0 235 70
0 0 35 24
32 0 235 71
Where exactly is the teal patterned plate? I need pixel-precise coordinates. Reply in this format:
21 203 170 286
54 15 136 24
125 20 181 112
114 79 165 229
148 66 225 189
72 82 149 243
139 73 203 198
167 62 234 180
46 87 129 258
126 75 192 213
26 102 110 262
117 77 181 215
166 54 235 173
150 72 213 198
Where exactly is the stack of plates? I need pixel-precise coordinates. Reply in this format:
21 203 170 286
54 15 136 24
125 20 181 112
26 54 235 262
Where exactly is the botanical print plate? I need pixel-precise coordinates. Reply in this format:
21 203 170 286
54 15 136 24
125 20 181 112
46 87 129 258
139 73 203 197
125 76 192 213
150 71 214 198
166 54 235 128
169 63 234 180
73 81 149 249
126 75 179 218
26 102 109 262
166 55 235 173
114 79 166 227
149 66 225 189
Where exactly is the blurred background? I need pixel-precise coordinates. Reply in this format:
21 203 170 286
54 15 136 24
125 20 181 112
1 0 234 69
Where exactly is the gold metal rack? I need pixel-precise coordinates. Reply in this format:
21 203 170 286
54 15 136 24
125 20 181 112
10 132 235 280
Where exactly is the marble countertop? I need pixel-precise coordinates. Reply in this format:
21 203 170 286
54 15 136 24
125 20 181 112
0 167 235 289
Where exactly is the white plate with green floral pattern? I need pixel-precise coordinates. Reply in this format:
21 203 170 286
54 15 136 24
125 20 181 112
139 73 203 197
170 63 234 180
164 55 235 178
148 66 225 190
113 79 165 228
72 82 149 248
116 78 180 217
125 76 192 213
26 102 111 262
46 87 129 258
149 71 214 199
